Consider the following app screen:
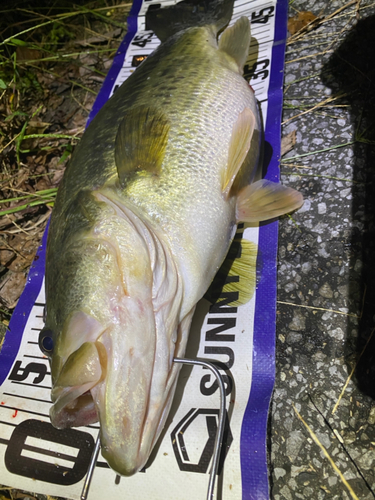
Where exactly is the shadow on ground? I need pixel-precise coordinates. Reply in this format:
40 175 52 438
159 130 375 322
321 15 375 399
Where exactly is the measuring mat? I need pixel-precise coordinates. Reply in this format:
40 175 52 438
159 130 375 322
0 1 288 498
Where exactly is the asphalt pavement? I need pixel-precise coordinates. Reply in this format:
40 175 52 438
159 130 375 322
271 1 375 498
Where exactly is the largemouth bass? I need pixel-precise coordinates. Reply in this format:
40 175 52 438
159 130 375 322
39 0 302 476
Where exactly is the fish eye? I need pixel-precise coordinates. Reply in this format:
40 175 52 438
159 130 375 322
39 328 54 355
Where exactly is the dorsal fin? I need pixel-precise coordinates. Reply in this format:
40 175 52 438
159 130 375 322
218 16 251 71
115 106 170 185
146 0 234 42
221 107 256 199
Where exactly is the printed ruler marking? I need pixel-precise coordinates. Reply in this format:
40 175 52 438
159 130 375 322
0 405 50 419
0 421 17 427
2 393 51 404
23 355 47 360
11 381 52 390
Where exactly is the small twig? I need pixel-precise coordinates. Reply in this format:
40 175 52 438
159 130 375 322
0 132 22 155
308 394 375 498
6 219 29 236
277 301 360 318
0 240 26 261
332 325 375 415
0 47 116 67
355 0 361 19
288 0 358 45
282 141 356 161
70 80 98 96
359 1 375 11
284 73 321 93
0 211 51 236
318 0 358 25
281 164 314 170
0 187 57 199
75 5 127 30
282 172 359 183
292 404 360 500
282 94 347 125
285 39 333 56
286 49 334 65
286 214 301 232
0 12 78 46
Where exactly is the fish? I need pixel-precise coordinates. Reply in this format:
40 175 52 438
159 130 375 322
39 0 303 476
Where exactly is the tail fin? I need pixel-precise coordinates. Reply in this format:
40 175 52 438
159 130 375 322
146 0 235 42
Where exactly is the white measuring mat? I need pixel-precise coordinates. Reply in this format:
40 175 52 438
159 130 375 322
0 1 287 498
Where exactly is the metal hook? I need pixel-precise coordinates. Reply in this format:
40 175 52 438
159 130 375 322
80 357 226 500
81 434 101 500
173 357 226 500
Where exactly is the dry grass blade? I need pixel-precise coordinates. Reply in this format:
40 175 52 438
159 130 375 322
283 172 357 182
282 141 356 161
0 13 78 46
1 210 51 235
286 48 335 65
287 0 359 45
282 93 347 124
277 301 360 318
292 404 360 500
332 325 375 414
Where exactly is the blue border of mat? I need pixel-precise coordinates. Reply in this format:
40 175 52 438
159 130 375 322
88 0 142 125
0 227 47 386
240 0 288 498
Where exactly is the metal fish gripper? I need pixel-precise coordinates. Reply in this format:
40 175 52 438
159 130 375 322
80 357 227 500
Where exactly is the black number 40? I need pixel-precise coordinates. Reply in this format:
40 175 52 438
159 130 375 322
131 33 153 48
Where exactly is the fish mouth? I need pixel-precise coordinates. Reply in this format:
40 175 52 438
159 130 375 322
50 341 106 428
50 385 99 428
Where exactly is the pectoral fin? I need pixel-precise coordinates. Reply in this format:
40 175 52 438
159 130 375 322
222 107 256 199
236 179 304 222
219 16 251 71
115 106 170 185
